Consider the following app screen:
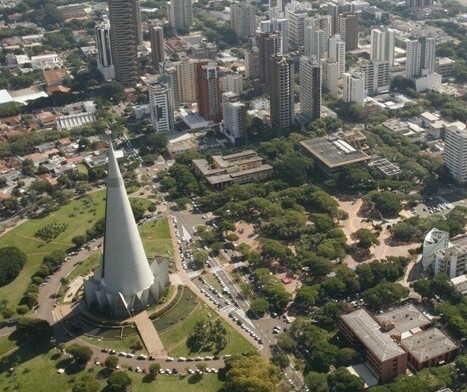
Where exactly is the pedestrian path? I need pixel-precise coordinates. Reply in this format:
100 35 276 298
133 311 166 357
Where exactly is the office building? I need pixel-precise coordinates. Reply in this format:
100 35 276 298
343 72 365 105
95 19 115 81
360 60 389 95
149 24 165 67
148 80 174 133
84 144 169 318
321 58 340 96
405 37 436 79
108 0 141 85
299 56 321 122
193 150 273 189
371 26 395 66
245 48 260 79
338 13 359 51
329 34 346 78
196 62 222 123
270 55 294 130
258 31 281 85
231 3 256 38
168 0 192 30
221 92 247 145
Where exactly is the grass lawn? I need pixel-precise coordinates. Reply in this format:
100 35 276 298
76 163 88 175
78 334 146 355
131 198 154 211
0 341 223 392
131 373 224 392
66 252 101 282
0 191 106 310
160 305 256 357
0 335 18 357
139 218 173 259
202 273 223 292
153 287 199 332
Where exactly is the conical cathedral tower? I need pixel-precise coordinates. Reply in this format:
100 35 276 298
84 143 169 318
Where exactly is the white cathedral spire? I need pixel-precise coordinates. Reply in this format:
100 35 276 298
84 142 169 318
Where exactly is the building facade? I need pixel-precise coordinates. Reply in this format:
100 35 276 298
196 62 222 123
329 34 346 79
370 26 395 66
258 31 281 86
221 92 247 145
321 58 340 96
444 125 467 184
95 19 115 81
300 55 321 122
168 0 192 30
343 71 365 105
360 60 390 95
245 48 260 79
338 13 359 51
405 37 436 79
149 24 165 67
108 0 141 85
148 80 174 133
270 55 294 130
231 3 256 38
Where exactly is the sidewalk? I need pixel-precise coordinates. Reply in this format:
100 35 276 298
133 311 166 356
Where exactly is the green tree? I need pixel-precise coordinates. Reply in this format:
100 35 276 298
192 249 209 270
305 371 328 392
71 235 87 248
16 317 52 340
225 355 281 392
0 246 27 287
105 355 119 369
149 363 161 378
249 298 270 317
351 228 379 249
327 367 364 392
107 371 132 392
271 354 290 370
67 344 93 366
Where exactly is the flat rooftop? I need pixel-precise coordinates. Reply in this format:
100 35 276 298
300 137 369 170
401 328 458 363
375 304 431 337
341 309 406 362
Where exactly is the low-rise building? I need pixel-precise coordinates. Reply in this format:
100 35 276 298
192 149 273 189
43 69 72 87
300 135 370 177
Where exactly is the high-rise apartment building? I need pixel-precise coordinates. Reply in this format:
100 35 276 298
196 62 222 123
168 0 192 30
261 17 289 54
175 57 200 104
321 58 339 96
149 24 165 67
304 26 327 60
95 18 115 81
287 9 306 50
221 92 247 145
300 56 321 122
327 2 339 35
220 73 243 95
405 37 436 79
258 31 281 85
148 80 174 133
406 0 433 7
338 13 358 51
245 48 260 79
231 3 256 38
370 26 395 66
360 60 389 95
108 0 141 85
270 55 294 130
329 34 346 79
444 125 467 184
343 72 365 105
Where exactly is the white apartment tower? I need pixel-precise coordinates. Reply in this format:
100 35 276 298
321 58 339 96
300 56 321 122
287 9 306 50
343 72 365 105
405 37 436 79
444 125 467 184
231 3 256 38
221 92 247 145
95 19 115 81
360 60 390 95
329 34 346 79
370 26 395 66
220 74 243 95
270 55 294 130
168 0 192 30
148 80 174 133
